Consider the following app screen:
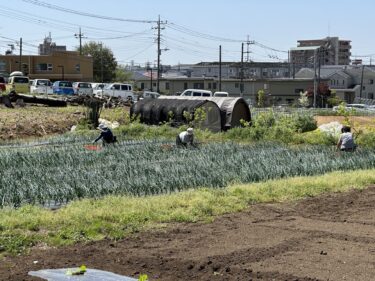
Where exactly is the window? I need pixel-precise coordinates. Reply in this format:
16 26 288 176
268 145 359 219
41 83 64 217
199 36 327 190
294 88 304 94
208 83 212 89
368 93 374 99
193 82 204 89
75 64 80 72
286 98 294 104
0 60 5 72
213 82 217 90
165 82 170 90
208 68 211 73
36 63 48 71
369 79 374 85
121 84 131 91
113 84 120 90
184 82 188 89
235 83 239 88
14 77 29 83
140 82 144 90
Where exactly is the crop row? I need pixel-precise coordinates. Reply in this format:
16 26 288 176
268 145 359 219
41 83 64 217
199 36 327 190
1 141 375 207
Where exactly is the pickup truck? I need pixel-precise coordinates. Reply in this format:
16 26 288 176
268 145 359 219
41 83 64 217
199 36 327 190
0 76 6 92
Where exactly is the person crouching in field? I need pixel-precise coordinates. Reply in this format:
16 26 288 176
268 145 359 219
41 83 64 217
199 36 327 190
337 125 356 152
93 123 117 146
176 127 195 147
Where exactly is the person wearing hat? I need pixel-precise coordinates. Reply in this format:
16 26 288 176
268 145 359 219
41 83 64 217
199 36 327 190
337 125 356 152
93 123 117 145
176 127 195 147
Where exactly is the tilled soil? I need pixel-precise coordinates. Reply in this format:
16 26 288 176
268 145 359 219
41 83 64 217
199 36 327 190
1 186 375 281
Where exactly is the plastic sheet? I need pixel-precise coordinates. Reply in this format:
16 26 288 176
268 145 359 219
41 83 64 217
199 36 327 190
28 268 138 281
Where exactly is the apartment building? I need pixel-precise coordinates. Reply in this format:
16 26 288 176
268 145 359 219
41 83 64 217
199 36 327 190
290 37 351 69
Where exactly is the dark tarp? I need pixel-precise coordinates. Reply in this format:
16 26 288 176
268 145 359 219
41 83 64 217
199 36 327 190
159 96 251 130
130 98 222 132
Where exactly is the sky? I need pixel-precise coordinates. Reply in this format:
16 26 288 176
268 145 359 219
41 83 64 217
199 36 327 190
0 0 374 67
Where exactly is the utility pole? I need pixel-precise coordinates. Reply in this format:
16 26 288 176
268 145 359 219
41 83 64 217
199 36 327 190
19 37 22 72
240 42 244 97
75 27 84 55
154 15 167 93
313 48 317 108
359 64 365 99
100 42 103 83
219 45 222 91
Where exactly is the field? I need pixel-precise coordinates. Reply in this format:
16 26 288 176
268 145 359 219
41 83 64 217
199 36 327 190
1 184 375 280
1 105 375 280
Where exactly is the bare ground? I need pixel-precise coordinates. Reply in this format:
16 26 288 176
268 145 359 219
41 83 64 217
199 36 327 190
1 186 375 281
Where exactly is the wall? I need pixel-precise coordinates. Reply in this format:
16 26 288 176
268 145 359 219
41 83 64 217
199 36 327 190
0 51 93 81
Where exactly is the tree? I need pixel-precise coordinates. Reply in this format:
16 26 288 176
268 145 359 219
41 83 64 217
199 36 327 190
78 42 117 82
257 89 265 107
115 65 132 83
298 91 310 107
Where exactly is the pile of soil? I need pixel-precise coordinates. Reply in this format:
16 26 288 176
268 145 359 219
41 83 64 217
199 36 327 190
0 105 84 140
1 186 375 280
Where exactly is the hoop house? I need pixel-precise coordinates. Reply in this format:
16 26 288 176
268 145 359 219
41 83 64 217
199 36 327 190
131 98 222 132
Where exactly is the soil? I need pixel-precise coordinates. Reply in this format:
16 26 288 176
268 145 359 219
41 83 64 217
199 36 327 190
0 105 85 141
314 115 375 129
1 186 375 281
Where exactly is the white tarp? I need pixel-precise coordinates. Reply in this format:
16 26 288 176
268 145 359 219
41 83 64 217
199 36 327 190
29 268 138 281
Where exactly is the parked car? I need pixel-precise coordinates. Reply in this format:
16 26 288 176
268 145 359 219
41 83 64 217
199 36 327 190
52 81 74 95
6 72 29 94
180 89 212 97
213 91 229 97
91 83 107 96
73 82 93 95
0 76 6 92
99 83 135 101
142 91 160 99
30 79 53 95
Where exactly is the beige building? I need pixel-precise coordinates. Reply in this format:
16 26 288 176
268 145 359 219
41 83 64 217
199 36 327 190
0 51 93 81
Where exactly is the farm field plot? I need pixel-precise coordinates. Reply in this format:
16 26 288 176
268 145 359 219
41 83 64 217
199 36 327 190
1 139 375 207
1 185 375 281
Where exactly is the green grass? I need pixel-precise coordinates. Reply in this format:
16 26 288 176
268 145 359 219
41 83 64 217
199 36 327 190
1 169 374 255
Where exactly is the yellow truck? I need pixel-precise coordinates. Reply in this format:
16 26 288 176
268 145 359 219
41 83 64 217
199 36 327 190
6 71 29 94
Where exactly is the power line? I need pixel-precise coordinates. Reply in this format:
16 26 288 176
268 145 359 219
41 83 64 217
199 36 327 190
22 0 156 23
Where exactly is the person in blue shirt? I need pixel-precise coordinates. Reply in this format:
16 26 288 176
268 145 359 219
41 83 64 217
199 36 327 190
93 123 117 146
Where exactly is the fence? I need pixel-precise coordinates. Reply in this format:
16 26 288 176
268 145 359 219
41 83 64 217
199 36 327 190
250 107 375 119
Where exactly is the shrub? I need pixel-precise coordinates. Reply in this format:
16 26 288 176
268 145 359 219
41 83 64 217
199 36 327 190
293 114 317 133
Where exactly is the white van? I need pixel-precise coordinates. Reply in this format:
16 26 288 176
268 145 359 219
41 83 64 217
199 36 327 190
180 89 212 97
213 91 229 97
100 83 135 101
30 79 53 95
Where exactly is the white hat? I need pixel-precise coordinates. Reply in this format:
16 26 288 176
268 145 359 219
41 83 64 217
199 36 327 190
97 123 108 131
187 128 194 135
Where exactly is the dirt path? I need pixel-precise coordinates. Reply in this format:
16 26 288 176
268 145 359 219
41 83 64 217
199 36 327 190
1 186 375 280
